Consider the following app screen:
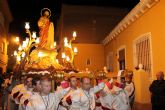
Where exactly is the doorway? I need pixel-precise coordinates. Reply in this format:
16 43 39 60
118 48 126 70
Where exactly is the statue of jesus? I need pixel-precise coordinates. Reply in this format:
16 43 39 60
38 8 54 50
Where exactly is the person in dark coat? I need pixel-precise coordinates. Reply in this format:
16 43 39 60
149 71 165 110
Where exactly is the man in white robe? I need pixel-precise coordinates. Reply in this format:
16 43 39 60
95 92 103 110
59 76 80 110
26 76 70 110
11 76 33 110
8 75 26 110
99 81 131 110
18 76 41 106
63 77 105 110
124 72 135 108
57 80 70 110
94 79 114 110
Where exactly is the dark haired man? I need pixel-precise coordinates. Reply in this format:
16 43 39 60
63 76 105 110
26 76 70 110
60 76 79 110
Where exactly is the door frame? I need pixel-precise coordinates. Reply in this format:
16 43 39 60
117 45 126 71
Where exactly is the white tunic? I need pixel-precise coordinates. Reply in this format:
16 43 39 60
100 86 131 110
79 89 95 110
124 82 134 97
61 88 81 110
11 84 34 110
99 92 114 109
11 84 27 102
64 82 105 110
26 88 70 110
95 94 103 110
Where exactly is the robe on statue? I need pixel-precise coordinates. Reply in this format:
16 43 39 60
38 16 54 50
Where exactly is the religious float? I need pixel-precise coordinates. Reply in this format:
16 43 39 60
13 8 129 80
13 8 79 78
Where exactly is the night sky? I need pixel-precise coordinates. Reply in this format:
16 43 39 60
8 0 62 39
8 0 139 39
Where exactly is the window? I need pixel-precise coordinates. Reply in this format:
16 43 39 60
117 45 126 71
133 33 152 73
106 52 114 72
118 49 125 70
86 58 91 66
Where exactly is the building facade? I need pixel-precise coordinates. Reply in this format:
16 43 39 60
59 5 129 70
0 1 13 74
103 0 163 108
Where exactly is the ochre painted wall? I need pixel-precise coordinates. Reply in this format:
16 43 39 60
73 44 104 71
0 1 13 74
104 0 165 80
0 37 8 73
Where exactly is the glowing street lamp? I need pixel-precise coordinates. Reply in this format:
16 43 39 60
66 56 70 62
32 32 37 39
51 42 56 49
22 41 28 48
17 56 21 62
62 52 66 59
18 46 22 51
64 37 68 46
15 37 19 42
54 42 56 47
25 22 30 30
14 51 17 56
21 52 25 58
64 37 68 43
56 59 59 63
73 31 77 38
25 38 29 44
36 38 40 44
74 47 78 53
38 52 43 57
